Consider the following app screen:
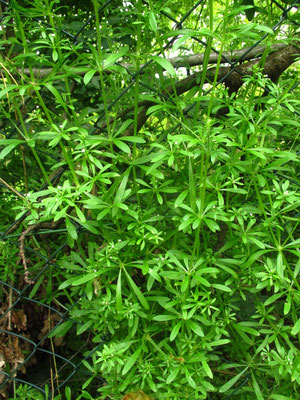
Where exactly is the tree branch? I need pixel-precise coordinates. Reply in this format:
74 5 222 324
165 43 286 68
122 43 299 136
4 43 288 78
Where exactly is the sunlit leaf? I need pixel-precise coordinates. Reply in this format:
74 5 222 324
151 56 176 77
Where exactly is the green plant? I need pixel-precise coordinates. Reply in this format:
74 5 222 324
0 0 299 399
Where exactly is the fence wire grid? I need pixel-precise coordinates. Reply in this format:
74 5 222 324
0 0 299 399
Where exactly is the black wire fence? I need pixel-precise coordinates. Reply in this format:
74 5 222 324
0 0 299 398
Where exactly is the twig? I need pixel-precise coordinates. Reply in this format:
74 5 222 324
18 219 64 285
8 287 13 331
0 177 25 199
18 224 38 284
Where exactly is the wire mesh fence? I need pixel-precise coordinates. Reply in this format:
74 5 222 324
0 0 299 398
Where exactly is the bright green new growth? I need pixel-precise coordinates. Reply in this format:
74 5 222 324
10 0 42 16
0 0 299 399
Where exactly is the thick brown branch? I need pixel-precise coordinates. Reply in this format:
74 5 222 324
221 43 300 92
123 43 299 135
3 43 289 78
166 43 286 68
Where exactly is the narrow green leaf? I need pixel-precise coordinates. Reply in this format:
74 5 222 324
75 206 86 223
96 209 110 221
204 218 220 232
251 372 263 400
160 271 185 280
236 323 260 336
132 153 159 165
0 139 24 146
212 284 232 293
77 320 93 335
113 139 131 153
146 104 168 115
175 190 189 208
124 268 149 310
102 47 129 69
153 315 178 321
285 238 300 248
116 269 122 312
0 84 16 99
276 252 284 277
242 250 271 268
122 346 142 375
291 319 300 335
284 294 291 315
249 236 266 249
188 158 196 210
113 167 131 213
80 221 99 234
294 258 300 278
58 277 74 290
44 83 67 110
264 292 284 306
65 386 72 400
219 367 248 393
253 24 274 34
82 360 93 372
148 11 157 32
52 49 58 62
172 34 190 52
187 320 204 337
170 322 181 341
48 321 73 338
151 56 176 77
72 272 98 286
82 376 94 390
248 149 266 160
209 339 230 347
234 325 253 345
65 217 77 240
0 140 24 159
186 373 196 389
181 275 189 292
166 368 180 384
28 275 44 299
121 136 146 143
10 0 40 16
178 218 193 231
202 359 213 379
83 69 97 85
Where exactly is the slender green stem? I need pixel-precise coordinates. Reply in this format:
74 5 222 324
251 173 278 246
131 0 143 207
92 0 111 139
192 0 214 126
44 0 77 122
13 103 52 186
59 142 79 186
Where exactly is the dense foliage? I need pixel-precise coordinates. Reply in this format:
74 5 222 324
0 0 299 399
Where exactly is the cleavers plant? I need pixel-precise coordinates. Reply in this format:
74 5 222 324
0 0 299 399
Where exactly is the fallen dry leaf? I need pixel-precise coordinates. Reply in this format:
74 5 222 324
122 390 152 400
12 309 27 331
